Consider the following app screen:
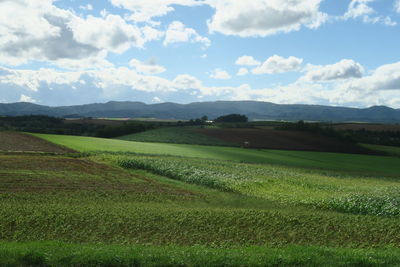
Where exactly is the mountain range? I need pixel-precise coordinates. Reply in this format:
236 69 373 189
0 101 399 123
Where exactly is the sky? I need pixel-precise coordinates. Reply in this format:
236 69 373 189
0 0 399 108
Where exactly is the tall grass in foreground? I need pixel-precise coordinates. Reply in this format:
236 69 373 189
1 241 400 267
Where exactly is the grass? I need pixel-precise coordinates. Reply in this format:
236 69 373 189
117 126 236 146
1 241 400 267
113 153 400 216
362 143 400 157
34 133 400 176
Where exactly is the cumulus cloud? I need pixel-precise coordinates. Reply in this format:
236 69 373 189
163 21 211 48
237 68 249 76
0 0 155 68
235 56 260 66
252 55 303 74
0 66 206 105
341 61 400 91
0 63 400 108
210 69 231 79
301 59 364 82
173 74 202 89
129 58 166 75
69 14 144 53
343 0 397 26
109 0 203 22
0 67 82 92
206 0 327 37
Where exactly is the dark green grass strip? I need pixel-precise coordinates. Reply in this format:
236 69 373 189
1 204 399 247
0 241 399 267
117 127 236 147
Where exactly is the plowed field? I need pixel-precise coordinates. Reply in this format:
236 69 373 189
0 132 75 153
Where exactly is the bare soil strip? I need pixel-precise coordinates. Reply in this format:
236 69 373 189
0 154 197 197
0 132 75 153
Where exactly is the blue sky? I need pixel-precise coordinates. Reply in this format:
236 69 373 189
0 0 399 107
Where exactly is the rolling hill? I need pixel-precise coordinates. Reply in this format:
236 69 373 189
1 101 400 123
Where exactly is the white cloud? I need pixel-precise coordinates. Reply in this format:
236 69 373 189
68 14 144 53
19 94 36 103
163 21 211 48
207 0 327 37
252 55 303 74
395 0 400 13
0 0 156 69
1 63 400 108
237 68 249 76
210 69 231 79
141 26 165 42
173 74 202 89
344 0 375 19
341 61 400 91
109 0 202 22
0 66 206 105
248 82 326 105
79 4 93 11
0 67 82 92
152 96 162 103
343 0 397 26
129 58 166 75
235 56 260 66
301 59 364 82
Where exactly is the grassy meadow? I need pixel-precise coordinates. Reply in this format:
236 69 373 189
1 131 400 266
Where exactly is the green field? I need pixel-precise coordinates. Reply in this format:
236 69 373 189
35 133 400 176
117 126 236 146
362 143 400 157
114 154 400 216
1 132 399 266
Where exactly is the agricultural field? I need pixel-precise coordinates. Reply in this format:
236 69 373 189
35 133 400 175
1 131 400 266
0 131 74 153
118 127 236 146
193 127 375 154
362 143 400 157
333 123 400 131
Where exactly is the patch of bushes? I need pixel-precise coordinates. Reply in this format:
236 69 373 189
0 115 154 138
214 114 248 123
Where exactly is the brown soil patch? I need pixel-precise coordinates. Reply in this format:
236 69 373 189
0 155 197 198
0 131 75 153
193 128 377 155
0 155 113 174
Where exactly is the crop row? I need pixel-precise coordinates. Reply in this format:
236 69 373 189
112 154 400 217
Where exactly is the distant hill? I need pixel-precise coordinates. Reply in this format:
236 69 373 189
0 101 399 123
